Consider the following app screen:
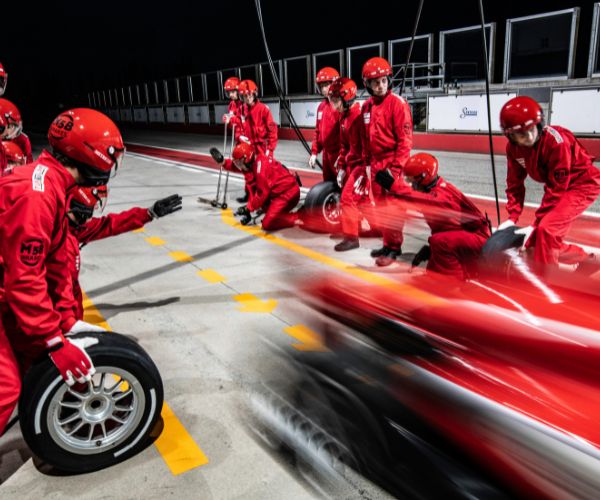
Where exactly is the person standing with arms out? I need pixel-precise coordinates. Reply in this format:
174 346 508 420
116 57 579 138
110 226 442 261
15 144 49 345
360 57 413 266
309 67 341 182
0 108 125 436
498 96 600 275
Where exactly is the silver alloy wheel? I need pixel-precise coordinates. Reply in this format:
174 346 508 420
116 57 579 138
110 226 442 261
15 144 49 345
46 367 146 455
322 192 341 225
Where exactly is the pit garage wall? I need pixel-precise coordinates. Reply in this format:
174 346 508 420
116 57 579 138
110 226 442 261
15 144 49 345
109 90 600 158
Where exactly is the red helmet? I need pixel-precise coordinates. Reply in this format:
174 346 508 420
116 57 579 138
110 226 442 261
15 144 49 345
315 67 340 84
500 96 543 135
232 141 255 163
48 108 124 186
0 98 22 140
2 141 26 166
0 62 7 97
362 57 392 81
404 153 439 187
68 185 108 226
238 80 259 96
328 77 357 103
224 77 240 92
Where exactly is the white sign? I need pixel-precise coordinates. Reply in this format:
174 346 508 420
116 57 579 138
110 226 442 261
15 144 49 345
166 106 185 124
148 107 164 123
133 108 147 123
550 88 600 134
120 108 132 122
290 100 321 128
188 105 210 124
427 93 517 132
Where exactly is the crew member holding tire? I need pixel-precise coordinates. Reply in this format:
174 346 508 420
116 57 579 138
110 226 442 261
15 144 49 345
360 57 413 266
309 67 341 182
221 141 300 231
498 96 600 274
328 78 366 251
0 98 34 163
67 186 182 320
376 153 491 280
0 108 125 436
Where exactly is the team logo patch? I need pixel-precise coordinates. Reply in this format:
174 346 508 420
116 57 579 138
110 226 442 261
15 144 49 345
317 111 323 120
20 239 44 266
32 164 49 192
554 168 568 183
363 112 370 124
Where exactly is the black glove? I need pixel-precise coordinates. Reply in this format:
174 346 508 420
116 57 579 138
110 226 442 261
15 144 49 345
374 169 395 191
411 245 431 268
209 147 224 164
149 194 183 219
236 205 248 216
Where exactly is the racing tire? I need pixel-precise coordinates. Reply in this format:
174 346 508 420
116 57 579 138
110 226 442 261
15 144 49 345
479 226 525 277
301 181 341 233
18 332 164 474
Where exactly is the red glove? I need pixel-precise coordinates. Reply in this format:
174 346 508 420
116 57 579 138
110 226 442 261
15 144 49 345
47 335 96 386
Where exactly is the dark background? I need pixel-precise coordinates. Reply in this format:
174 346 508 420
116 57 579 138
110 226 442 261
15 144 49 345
1 0 597 128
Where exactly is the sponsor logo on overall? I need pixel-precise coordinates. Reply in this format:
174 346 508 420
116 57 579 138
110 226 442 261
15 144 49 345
460 107 477 119
32 164 48 192
363 112 370 124
20 239 44 266
554 168 568 183
317 111 323 120
516 158 526 168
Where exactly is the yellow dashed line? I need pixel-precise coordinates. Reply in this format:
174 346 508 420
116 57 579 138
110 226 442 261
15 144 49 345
81 291 209 475
284 325 328 352
221 209 444 306
233 293 277 313
169 251 194 262
197 269 226 283
154 403 210 475
145 236 166 246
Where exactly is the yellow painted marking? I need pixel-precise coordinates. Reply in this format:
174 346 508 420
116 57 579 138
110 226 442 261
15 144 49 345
221 209 444 305
145 236 166 246
82 291 112 331
197 269 226 283
169 251 194 262
81 291 208 474
133 227 146 233
233 293 278 313
284 325 328 352
154 402 210 475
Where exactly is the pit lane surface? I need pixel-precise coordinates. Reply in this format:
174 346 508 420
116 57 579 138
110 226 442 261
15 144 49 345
1 129 597 498
0 135 396 499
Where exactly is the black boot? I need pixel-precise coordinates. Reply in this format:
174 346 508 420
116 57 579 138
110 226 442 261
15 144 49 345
370 245 389 258
335 238 359 252
375 248 401 267
236 192 249 203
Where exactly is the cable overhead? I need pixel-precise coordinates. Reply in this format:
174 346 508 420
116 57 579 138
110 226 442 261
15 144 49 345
478 0 501 225
254 0 321 169
396 0 425 97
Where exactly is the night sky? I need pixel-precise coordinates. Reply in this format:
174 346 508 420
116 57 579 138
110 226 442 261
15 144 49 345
1 0 597 127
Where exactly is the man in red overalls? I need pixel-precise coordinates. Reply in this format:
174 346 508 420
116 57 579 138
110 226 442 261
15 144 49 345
0 108 125 436
221 141 300 231
0 98 33 163
309 67 341 182
498 96 600 274
360 57 413 266
376 153 491 279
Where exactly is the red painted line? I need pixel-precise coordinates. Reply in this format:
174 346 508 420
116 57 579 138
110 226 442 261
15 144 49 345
127 143 599 248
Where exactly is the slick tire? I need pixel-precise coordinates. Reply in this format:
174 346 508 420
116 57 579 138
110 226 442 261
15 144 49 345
18 332 164 474
301 181 341 233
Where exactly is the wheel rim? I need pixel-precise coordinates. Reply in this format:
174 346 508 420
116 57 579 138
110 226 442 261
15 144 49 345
47 367 146 455
321 192 341 226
